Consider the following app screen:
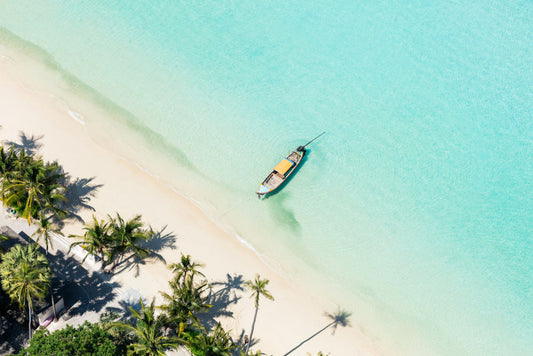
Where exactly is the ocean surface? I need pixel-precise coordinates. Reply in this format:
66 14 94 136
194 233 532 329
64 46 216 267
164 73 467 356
1 1 532 355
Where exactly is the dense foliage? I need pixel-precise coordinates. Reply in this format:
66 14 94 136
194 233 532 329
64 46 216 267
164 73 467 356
0 243 51 309
109 298 184 356
69 213 154 270
0 145 66 223
187 322 235 356
0 243 51 339
18 322 120 356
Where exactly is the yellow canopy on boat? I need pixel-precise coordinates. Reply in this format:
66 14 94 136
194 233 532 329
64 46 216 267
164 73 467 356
274 158 294 175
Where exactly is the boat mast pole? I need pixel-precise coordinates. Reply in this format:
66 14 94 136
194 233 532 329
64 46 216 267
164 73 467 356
299 131 326 151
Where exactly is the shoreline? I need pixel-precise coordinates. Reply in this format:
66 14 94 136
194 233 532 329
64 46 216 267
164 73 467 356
0 41 380 356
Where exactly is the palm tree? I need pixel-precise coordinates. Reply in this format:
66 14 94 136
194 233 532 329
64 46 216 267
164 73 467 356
32 213 63 320
69 215 113 266
0 243 51 340
169 253 205 284
244 274 274 354
1 152 66 223
110 298 184 355
0 145 18 181
190 322 235 356
159 277 212 329
32 213 63 255
3 150 46 221
0 233 9 254
107 213 153 270
39 164 67 219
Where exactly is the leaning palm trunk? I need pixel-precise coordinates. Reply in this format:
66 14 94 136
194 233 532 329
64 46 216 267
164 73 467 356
28 301 32 340
51 291 56 320
109 252 121 271
43 243 56 320
245 306 259 354
46 248 57 320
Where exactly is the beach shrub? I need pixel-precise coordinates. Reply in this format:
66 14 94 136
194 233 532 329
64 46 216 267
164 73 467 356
18 322 121 356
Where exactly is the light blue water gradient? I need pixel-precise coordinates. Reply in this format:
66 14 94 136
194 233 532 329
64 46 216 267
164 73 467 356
1 1 532 355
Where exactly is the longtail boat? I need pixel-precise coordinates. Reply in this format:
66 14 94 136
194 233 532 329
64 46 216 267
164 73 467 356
256 132 325 198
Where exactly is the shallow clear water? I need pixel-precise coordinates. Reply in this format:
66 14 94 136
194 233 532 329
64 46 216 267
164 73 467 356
1 1 532 355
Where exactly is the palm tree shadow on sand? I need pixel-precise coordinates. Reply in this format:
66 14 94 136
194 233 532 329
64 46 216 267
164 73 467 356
112 226 177 277
60 175 103 223
283 309 352 356
200 273 245 329
4 132 43 155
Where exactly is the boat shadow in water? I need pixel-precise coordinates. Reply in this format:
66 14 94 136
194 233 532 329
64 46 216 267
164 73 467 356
267 193 302 234
261 150 310 200
261 151 312 235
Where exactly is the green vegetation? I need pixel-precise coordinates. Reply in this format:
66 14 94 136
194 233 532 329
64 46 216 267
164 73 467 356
0 243 51 339
109 298 184 356
244 274 274 354
32 214 64 255
0 146 66 224
0 143 67 324
188 322 234 356
69 215 113 265
69 213 154 271
18 322 120 356
32 214 64 319
0 233 9 254
160 255 211 329
169 253 206 284
107 213 153 271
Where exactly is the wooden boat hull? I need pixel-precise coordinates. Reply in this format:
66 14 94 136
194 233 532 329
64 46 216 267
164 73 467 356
256 148 305 197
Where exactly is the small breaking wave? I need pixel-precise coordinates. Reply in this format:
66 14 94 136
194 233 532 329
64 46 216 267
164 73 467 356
67 110 86 125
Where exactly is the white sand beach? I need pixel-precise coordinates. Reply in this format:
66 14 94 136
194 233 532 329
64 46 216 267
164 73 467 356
0 53 381 355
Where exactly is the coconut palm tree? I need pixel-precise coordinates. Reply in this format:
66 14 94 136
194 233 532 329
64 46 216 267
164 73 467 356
160 277 212 329
110 298 184 355
32 213 64 320
39 165 67 219
169 253 205 285
0 243 51 340
1 149 45 220
107 213 153 270
244 274 274 354
0 233 9 254
0 145 18 181
1 152 65 223
32 213 63 255
190 322 235 356
69 215 113 266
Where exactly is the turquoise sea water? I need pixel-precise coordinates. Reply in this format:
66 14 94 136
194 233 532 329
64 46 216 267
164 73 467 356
1 1 532 355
